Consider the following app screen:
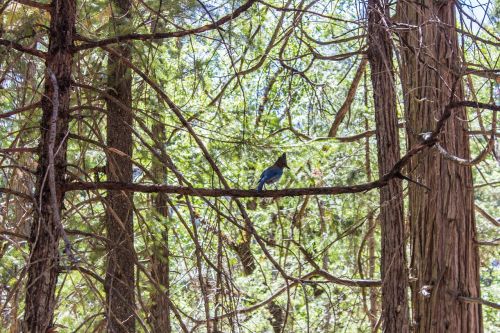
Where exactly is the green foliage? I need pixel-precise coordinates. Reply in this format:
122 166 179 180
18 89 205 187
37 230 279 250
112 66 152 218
0 0 498 332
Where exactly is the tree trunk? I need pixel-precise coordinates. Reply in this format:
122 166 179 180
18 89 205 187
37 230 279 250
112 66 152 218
367 0 409 331
149 122 172 333
23 1 76 331
397 0 483 331
105 0 135 332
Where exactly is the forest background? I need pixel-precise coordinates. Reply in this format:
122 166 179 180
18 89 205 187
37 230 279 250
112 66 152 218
0 0 499 332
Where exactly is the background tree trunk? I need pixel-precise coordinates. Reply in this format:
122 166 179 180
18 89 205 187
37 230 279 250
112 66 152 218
149 121 172 333
105 0 135 332
367 0 409 331
23 1 76 331
397 0 483 331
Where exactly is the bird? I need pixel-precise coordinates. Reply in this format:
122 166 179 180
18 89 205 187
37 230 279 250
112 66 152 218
257 153 289 192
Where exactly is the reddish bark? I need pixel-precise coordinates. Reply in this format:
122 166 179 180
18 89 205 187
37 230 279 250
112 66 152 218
397 0 483 331
149 122 172 333
23 0 76 331
104 0 136 332
367 0 409 331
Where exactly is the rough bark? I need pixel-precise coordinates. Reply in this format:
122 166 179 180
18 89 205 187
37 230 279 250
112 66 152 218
23 1 76 331
150 228 171 332
104 0 136 332
364 119 379 331
397 0 483 331
367 0 409 332
149 122 172 333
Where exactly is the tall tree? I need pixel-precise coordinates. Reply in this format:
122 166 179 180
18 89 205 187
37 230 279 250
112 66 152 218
149 120 172 332
397 0 483 331
104 0 135 331
367 0 409 331
23 1 76 331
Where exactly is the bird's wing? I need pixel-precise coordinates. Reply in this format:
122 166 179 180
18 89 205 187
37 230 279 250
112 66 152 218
258 167 269 182
263 167 282 183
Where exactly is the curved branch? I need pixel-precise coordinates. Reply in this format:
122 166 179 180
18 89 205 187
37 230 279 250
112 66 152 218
0 101 41 119
457 296 500 310
434 140 494 166
73 0 257 51
435 102 496 166
0 39 46 59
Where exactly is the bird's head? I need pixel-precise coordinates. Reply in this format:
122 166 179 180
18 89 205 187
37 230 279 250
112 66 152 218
275 153 289 169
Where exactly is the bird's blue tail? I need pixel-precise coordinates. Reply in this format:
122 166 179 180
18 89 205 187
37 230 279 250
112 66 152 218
257 180 264 192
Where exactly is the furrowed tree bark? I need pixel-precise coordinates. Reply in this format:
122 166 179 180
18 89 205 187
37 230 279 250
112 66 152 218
23 1 76 332
149 120 172 333
397 0 483 331
364 118 378 329
367 0 409 332
105 0 136 332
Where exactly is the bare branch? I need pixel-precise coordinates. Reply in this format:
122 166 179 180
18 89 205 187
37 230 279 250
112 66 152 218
328 58 368 137
457 296 500 310
457 28 500 47
0 147 37 153
0 187 33 200
0 101 41 119
197 269 380 323
65 97 486 197
0 39 46 59
475 205 500 227
73 0 258 51
64 179 393 197
435 101 496 166
14 0 50 10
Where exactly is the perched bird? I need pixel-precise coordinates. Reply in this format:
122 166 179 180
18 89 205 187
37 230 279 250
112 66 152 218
257 153 289 192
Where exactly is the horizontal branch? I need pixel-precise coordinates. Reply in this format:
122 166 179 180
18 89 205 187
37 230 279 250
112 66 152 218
466 68 500 80
457 295 500 310
64 110 446 196
448 100 500 112
73 0 257 51
0 39 46 58
0 147 38 153
476 239 500 246
14 0 50 10
0 101 41 119
63 179 391 197
457 28 500 47
63 145 429 197
330 125 495 143
0 187 32 200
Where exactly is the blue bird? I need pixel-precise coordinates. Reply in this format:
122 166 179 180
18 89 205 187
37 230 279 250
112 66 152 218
257 153 289 192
